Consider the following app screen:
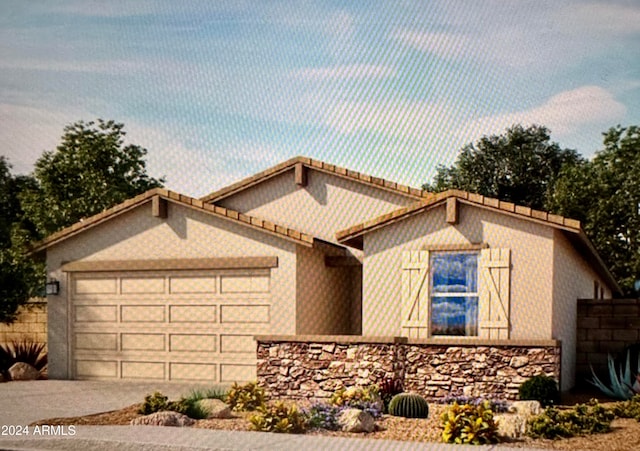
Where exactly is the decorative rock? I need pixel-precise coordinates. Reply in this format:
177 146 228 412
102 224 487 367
338 408 375 433
509 400 542 417
495 413 528 438
130 411 195 427
8 362 40 381
196 399 232 419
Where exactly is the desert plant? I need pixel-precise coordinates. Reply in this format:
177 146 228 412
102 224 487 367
441 400 499 445
0 340 48 376
303 402 342 431
138 390 213 419
250 401 307 433
518 374 560 406
611 394 640 420
139 391 170 415
442 396 510 413
378 377 404 413
226 381 267 412
329 385 383 418
388 393 429 419
527 399 614 439
184 386 228 403
589 350 640 400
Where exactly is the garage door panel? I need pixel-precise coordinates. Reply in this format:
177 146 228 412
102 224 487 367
76 333 118 351
121 305 165 322
121 333 165 351
170 334 217 352
170 363 217 381
220 305 269 323
75 277 118 295
221 275 269 293
220 364 256 382
170 276 217 294
169 305 216 323
75 305 117 322
76 360 118 378
121 277 165 294
122 361 165 379
220 334 255 353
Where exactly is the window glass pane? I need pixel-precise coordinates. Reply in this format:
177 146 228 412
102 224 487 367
431 253 477 293
431 296 478 336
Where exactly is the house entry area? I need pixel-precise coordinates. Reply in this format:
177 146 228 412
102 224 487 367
69 269 271 383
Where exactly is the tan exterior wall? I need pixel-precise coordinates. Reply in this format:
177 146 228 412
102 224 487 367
552 230 613 390
46 201 298 379
295 245 353 335
216 169 416 248
0 301 47 346
362 203 555 340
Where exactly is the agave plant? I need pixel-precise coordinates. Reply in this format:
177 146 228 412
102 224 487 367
589 350 640 400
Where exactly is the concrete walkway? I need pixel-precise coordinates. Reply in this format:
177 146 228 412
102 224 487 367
0 381 541 450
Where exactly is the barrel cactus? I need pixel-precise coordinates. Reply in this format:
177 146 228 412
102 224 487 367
388 393 429 419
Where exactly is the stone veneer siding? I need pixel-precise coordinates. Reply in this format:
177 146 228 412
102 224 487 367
256 335 561 401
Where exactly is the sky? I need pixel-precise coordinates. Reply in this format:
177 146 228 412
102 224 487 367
1 1 639 198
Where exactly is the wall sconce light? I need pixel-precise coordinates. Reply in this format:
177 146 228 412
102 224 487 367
45 279 60 296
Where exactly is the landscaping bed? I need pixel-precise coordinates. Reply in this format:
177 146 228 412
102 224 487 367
30 395 640 450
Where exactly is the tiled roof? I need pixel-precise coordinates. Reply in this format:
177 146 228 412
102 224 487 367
31 188 323 253
336 189 582 242
336 189 621 294
200 156 430 203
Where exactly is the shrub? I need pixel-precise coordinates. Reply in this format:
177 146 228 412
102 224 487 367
226 381 267 412
303 402 342 431
611 394 640 420
441 401 499 445
518 375 560 406
442 396 510 413
589 349 640 400
388 393 429 419
250 401 307 434
138 390 215 419
527 400 615 439
185 386 228 402
329 385 383 418
139 392 170 415
379 377 404 413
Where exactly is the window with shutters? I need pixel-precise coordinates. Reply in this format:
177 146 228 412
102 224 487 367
401 247 511 339
430 252 479 336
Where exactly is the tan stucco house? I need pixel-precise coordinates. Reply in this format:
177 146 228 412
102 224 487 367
33 157 620 391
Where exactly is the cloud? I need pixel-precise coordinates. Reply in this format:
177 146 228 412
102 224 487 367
557 2 640 36
320 98 451 140
391 30 468 60
0 59 146 75
0 103 79 174
461 85 626 142
293 64 397 81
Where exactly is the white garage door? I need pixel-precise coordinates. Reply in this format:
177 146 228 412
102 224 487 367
70 269 271 383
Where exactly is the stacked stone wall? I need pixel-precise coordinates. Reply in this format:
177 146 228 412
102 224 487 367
257 336 560 401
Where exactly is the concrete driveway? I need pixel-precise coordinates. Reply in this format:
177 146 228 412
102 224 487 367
0 380 539 451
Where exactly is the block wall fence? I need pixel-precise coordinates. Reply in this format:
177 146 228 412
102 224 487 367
256 335 560 401
0 301 48 346
576 299 640 382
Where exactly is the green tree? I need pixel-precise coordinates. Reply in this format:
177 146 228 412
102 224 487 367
549 125 640 295
425 125 583 210
21 119 164 237
0 157 43 324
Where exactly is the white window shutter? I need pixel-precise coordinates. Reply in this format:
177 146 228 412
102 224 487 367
401 250 430 338
478 248 511 339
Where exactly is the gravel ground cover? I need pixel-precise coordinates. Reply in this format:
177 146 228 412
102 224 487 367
31 399 640 450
